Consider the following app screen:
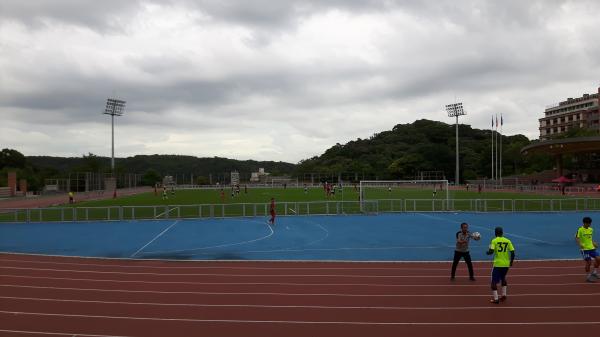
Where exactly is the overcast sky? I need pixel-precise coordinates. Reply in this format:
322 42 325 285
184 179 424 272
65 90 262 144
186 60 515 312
1 0 599 163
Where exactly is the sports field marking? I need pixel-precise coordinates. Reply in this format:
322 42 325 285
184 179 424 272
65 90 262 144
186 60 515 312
0 258 582 271
0 265 585 278
416 213 560 245
1 274 589 287
2 284 598 297
139 219 274 256
3 295 600 311
0 329 131 337
130 220 179 257
1 310 599 325
153 207 179 219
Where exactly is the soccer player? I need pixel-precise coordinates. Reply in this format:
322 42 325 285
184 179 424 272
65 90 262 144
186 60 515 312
162 186 168 200
450 222 475 281
575 217 599 282
268 197 276 226
486 227 515 304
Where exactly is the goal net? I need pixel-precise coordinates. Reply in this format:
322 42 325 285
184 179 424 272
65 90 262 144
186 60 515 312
359 180 449 211
269 177 299 188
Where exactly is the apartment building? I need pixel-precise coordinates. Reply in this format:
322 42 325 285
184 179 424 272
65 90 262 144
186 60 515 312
539 87 600 140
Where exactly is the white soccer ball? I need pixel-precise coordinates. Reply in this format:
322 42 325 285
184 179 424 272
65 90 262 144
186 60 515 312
471 232 481 241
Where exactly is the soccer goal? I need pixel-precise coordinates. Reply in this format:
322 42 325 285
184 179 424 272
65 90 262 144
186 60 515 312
359 180 449 211
269 177 299 188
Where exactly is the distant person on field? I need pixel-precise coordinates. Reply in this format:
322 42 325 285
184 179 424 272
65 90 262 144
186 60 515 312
432 187 437 198
244 185 248 194
451 222 476 281
68 191 74 204
162 186 168 200
220 189 225 202
269 197 276 226
171 185 175 196
486 227 515 304
478 184 482 194
304 184 308 194
575 217 599 282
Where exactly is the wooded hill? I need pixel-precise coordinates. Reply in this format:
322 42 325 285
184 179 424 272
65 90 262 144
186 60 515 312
294 119 552 181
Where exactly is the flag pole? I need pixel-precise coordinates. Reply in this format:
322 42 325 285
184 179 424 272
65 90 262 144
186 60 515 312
491 116 494 182
500 114 503 185
495 114 498 182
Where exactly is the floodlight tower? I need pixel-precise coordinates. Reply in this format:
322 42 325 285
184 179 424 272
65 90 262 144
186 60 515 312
445 102 466 185
103 98 126 173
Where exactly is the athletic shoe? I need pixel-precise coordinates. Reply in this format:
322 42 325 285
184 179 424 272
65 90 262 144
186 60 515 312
591 272 599 279
469 277 476 281
500 295 507 302
490 299 500 304
450 277 455 281
586 276 596 283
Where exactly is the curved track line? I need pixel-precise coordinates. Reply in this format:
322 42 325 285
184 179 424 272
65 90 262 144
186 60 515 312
0 257 584 270
3 295 600 311
0 274 589 287
1 284 598 297
1 310 599 325
0 265 586 278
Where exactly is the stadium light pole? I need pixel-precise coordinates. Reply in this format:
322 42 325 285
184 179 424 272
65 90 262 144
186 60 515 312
103 98 126 173
446 102 466 185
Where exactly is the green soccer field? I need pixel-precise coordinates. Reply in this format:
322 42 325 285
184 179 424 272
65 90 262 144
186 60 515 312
66 186 575 208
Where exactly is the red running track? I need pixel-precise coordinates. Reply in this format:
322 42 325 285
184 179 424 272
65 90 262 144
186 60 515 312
0 253 598 337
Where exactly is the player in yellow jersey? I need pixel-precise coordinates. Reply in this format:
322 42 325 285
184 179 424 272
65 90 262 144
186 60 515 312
486 227 515 304
575 217 599 282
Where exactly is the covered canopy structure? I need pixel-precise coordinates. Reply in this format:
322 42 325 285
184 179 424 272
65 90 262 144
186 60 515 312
521 136 600 178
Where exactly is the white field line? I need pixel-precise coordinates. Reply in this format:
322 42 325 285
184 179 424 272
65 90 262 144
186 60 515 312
130 220 179 257
1 310 599 326
2 295 600 311
1 284 599 297
139 219 274 256
153 207 179 219
0 329 132 337
0 274 591 288
0 257 583 271
416 213 560 245
0 265 585 278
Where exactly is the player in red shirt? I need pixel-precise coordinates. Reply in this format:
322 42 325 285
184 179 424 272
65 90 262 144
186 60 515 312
269 197 276 226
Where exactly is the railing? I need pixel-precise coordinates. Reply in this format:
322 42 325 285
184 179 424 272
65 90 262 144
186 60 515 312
0 200 374 223
2 198 600 223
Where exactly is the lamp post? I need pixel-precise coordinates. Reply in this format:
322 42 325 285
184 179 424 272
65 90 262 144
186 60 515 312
445 102 466 185
103 98 126 173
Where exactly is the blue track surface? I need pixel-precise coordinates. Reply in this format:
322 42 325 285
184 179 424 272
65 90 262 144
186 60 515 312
0 212 595 261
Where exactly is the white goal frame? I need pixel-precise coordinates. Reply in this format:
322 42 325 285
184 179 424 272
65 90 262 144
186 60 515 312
359 179 449 207
269 178 299 188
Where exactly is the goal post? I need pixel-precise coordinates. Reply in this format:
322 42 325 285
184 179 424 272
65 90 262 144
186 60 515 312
269 177 299 188
359 180 449 211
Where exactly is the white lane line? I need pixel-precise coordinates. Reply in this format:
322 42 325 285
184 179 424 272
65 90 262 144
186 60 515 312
2 295 600 311
0 310 599 325
1 274 590 287
0 257 583 270
0 329 131 337
130 220 179 257
0 250 581 263
0 266 585 278
416 213 560 245
1 284 598 297
139 219 274 256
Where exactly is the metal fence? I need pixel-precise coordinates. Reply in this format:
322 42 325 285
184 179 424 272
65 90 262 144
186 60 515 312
2 198 600 223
